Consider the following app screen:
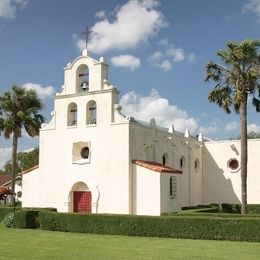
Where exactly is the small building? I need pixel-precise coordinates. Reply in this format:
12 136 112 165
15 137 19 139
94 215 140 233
0 175 22 205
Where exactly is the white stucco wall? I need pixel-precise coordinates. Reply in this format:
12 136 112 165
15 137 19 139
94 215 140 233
160 174 182 213
132 164 161 216
129 122 203 208
22 168 40 207
203 139 260 204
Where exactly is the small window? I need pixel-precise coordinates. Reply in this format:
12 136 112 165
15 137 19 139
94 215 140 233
194 159 199 172
72 142 91 164
162 153 168 165
180 156 185 169
81 147 89 159
170 176 177 197
227 158 239 172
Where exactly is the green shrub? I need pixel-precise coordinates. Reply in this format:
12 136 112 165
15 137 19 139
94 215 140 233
0 206 14 221
2 212 15 228
23 207 57 212
248 205 260 214
221 203 241 213
39 211 260 242
15 210 40 229
14 208 57 229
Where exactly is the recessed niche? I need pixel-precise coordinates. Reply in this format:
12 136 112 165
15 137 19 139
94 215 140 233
72 142 91 164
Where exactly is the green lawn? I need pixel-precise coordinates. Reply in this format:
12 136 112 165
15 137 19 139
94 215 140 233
0 224 259 260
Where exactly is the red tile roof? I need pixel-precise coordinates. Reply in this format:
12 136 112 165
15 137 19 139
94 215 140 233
0 175 12 186
132 160 182 174
0 186 13 196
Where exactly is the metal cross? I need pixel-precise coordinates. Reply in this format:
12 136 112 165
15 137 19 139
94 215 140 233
81 26 92 49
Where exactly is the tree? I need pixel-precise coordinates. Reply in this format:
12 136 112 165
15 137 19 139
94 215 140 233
2 147 39 174
0 86 44 200
205 39 260 214
230 131 260 140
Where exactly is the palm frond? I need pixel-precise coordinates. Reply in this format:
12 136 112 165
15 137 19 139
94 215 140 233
208 86 232 114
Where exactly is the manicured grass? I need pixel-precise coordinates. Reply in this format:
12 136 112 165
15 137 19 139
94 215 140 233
0 225 260 259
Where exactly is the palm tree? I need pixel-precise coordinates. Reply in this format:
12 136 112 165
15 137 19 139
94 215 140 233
205 39 260 214
0 85 44 202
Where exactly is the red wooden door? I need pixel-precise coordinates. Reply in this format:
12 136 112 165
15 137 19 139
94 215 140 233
73 191 92 213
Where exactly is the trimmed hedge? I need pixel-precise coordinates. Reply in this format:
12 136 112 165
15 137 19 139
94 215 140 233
14 208 57 229
39 211 260 242
15 210 40 228
0 207 14 221
248 205 260 214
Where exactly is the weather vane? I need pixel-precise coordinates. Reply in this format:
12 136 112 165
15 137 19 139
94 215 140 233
81 26 92 49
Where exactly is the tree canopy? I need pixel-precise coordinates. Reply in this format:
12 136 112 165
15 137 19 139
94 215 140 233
0 85 44 195
205 39 260 214
1 147 39 174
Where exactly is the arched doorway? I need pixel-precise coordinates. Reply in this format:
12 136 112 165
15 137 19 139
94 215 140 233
71 182 92 213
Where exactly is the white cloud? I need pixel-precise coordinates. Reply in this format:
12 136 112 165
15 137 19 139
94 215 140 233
95 10 106 19
111 54 140 71
149 39 195 71
72 33 85 51
15 0 29 9
0 147 12 169
243 0 260 21
248 123 260 132
223 12 236 22
0 0 28 19
199 119 220 135
225 121 239 131
119 89 199 133
23 83 55 99
156 59 172 71
166 46 185 62
74 0 166 53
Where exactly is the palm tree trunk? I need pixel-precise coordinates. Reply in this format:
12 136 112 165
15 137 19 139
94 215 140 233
11 134 18 197
240 95 248 214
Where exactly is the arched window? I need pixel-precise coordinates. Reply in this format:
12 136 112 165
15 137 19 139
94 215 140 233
194 159 200 172
86 100 97 125
76 64 89 93
180 156 185 169
162 153 168 165
67 102 77 126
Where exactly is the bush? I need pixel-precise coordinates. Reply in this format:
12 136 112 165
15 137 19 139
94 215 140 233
221 203 241 213
14 208 57 229
15 210 40 229
0 206 14 221
2 212 14 228
248 205 260 214
39 211 260 242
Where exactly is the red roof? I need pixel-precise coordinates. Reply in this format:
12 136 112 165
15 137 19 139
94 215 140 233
0 175 12 186
0 186 13 196
132 160 182 174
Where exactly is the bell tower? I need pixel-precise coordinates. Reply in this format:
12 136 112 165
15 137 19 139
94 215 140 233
61 49 109 95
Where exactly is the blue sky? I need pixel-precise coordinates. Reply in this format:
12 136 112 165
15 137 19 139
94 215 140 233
0 0 260 167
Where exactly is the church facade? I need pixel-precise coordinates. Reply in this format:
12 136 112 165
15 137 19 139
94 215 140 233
22 50 260 216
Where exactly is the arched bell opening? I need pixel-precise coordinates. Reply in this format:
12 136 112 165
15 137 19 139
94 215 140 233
67 102 77 126
76 64 89 93
86 100 97 125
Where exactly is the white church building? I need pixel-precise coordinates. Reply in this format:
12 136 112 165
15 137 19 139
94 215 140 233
22 49 260 216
